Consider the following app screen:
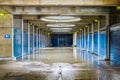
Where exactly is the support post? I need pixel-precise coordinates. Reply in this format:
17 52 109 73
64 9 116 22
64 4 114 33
80 30 82 50
84 27 86 50
22 18 24 61
39 29 41 60
92 22 94 53
106 15 110 61
33 25 35 61
73 32 77 47
36 28 38 60
98 21 100 60
12 15 16 60
87 26 89 51
28 22 30 60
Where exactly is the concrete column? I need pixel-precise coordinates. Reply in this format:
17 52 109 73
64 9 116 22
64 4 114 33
38 29 40 60
79 31 81 49
47 34 50 46
91 22 94 52
28 23 30 60
87 26 90 66
22 18 24 61
84 27 86 50
36 28 38 60
87 26 89 51
12 15 15 60
40 29 41 48
98 21 100 60
32 25 35 61
73 32 77 47
106 15 110 61
84 27 86 62
81 29 83 49
80 30 82 49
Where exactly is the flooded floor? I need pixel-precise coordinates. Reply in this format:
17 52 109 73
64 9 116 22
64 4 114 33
0 47 120 80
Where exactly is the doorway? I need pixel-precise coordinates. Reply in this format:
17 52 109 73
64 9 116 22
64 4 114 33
51 34 73 47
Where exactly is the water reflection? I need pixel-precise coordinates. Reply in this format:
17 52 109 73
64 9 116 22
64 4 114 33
73 48 77 61
16 47 120 80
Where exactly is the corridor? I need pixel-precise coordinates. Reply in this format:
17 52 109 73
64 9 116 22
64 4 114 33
0 0 120 80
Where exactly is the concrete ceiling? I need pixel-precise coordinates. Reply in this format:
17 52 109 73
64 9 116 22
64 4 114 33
0 1 116 33
0 0 119 6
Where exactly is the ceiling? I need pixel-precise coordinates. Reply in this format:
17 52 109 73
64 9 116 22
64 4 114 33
0 6 111 33
27 15 101 33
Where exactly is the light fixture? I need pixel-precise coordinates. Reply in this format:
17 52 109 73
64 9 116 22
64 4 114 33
50 28 73 30
85 25 88 28
0 12 6 16
41 16 81 22
116 6 120 10
46 23 76 27
51 29 72 32
50 28 72 32
94 19 99 23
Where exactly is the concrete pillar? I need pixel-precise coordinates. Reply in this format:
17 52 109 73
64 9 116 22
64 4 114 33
87 26 90 66
84 27 86 62
12 15 15 60
106 15 110 61
79 31 81 49
38 29 40 60
22 18 24 61
36 28 38 60
87 26 89 51
73 32 77 47
98 21 100 60
32 25 35 61
84 27 86 50
47 34 49 47
81 29 83 49
91 22 94 52
80 30 82 49
28 23 30 60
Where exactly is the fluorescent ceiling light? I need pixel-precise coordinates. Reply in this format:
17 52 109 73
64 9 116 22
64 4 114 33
52 31 70 33
51 29 71 32
50 28 72 30
41 16 81 22
47 23 75 27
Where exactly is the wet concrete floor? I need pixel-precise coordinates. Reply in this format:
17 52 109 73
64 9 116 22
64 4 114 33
0 48 120 80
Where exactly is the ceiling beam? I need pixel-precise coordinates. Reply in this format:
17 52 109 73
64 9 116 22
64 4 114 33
0 0 119 6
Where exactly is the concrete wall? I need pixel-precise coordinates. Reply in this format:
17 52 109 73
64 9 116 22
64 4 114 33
0 14 12 57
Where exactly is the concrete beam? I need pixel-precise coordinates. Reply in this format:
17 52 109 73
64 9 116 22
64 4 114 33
0 0 119 6
13 6 109 15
